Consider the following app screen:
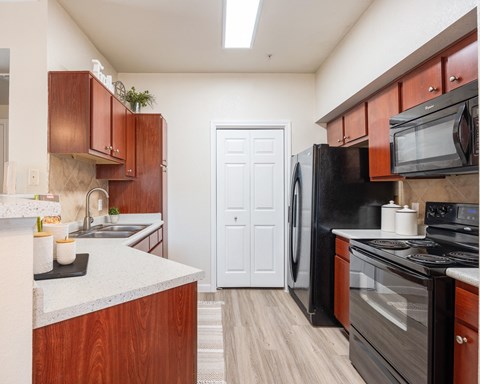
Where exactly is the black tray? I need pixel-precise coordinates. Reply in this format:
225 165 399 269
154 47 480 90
34 253 89 281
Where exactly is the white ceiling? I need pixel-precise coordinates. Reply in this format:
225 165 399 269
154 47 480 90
57 0 373 73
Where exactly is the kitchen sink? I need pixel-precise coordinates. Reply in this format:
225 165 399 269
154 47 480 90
69 224 148 239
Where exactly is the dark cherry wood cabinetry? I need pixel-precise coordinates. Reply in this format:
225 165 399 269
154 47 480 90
109 114 168 258
343 103 368 145
444 32 478 93
132 226 164 258
49 71 128 164
402 31 478 111
453 281 478 384
334 236 350 331
367 83 402 180
33 282 197 384
327 117 344 147
401 57 443 111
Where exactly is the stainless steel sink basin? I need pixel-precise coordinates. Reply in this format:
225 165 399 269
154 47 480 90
69 224 148 239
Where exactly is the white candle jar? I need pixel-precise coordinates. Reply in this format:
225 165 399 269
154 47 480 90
56 239 76 265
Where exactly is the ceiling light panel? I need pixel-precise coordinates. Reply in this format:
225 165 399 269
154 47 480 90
223 0 261 49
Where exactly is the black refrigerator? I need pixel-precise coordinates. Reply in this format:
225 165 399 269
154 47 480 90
287 144 394 326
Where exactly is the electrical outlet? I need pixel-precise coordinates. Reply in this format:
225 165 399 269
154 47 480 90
28 169 40 186
98 199 103 211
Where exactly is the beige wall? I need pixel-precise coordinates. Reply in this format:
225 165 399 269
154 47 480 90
315 0 477 122
0 105 8 119
118 73 322 289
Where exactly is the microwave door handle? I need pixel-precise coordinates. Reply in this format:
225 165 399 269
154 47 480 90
452 103 470 165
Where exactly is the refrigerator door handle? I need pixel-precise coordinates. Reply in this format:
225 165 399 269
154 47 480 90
289 162 301 282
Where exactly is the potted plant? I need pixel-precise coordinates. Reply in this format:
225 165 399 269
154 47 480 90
108 207 120 224
125 86 156 112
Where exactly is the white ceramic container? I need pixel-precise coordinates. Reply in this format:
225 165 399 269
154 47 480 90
395 205 418 236
56 239 76 265
33 232 53 274
381 200 401 232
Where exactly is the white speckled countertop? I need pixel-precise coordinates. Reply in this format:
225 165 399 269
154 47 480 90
446 268 479 287
33 213 204 329
0 194 60 218
332 229 425 240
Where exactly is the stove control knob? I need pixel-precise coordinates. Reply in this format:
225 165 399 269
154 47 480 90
427 206 437 217
439 206 449 216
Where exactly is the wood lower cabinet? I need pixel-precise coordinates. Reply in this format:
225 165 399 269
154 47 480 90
132 227 164 257
333 236 350 330
367 83 402 180
453 281 478 384
33 282 197 384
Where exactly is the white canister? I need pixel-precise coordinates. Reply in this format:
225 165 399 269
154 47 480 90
381 200 401 232
42 223 69 259
56 239 76 265
395 205 418 236
33 232 53 274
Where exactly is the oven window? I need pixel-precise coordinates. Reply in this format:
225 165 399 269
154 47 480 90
350 251 431 384
395 114 458 165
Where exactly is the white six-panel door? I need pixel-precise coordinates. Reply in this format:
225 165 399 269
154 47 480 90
217 129 284 287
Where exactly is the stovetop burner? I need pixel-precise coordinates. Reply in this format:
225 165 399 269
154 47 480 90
368 239 409 250
407 254 454 265
406 239 438 247
447 251 479 265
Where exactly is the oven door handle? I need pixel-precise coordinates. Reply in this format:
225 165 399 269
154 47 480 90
350 246 433 288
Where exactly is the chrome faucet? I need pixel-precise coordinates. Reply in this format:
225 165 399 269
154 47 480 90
83 187 109 230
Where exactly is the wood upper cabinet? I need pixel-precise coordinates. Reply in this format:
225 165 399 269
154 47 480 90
343 103 367 145
33 282 197 384
453 282 478 384
111 96 127 160
327 117 344 147
49 71 126 164
334 236 350 331
90 77 113 156
368 83 402 180
401 57 443 111
125 109 136 177
444 32 478 92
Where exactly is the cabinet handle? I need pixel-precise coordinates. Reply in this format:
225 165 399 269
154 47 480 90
114 149 120 153
337 139 342 143
105 145 113 151
455 335 468 345
160 164 167 169
449 75 459 82
428 86 437 93
127 169 132 173
343 136 350 140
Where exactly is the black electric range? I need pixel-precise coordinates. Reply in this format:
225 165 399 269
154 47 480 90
350 202 479 277
349 202 479 384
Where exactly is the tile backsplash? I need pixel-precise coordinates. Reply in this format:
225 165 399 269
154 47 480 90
49 154 108 223
401 174 479 224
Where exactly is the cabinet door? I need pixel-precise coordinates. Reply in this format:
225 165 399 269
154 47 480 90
125 110 136 177
454 321 478 384
344 103 367 144
368 84 401 180
150 242 163 258
334 255 349 330
90 78 112 156
111 97 126 160
402 57 442 111
327 117 344 147
444 33 478 92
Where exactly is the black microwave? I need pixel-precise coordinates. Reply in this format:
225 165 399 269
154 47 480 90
390 80 478 176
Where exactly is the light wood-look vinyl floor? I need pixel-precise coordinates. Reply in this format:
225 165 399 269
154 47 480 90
199 289 365 384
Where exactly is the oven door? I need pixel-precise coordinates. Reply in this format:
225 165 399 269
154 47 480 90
391 101 473 175
350 246 433 384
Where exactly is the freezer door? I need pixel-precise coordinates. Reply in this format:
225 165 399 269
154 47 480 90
288 148 314 313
